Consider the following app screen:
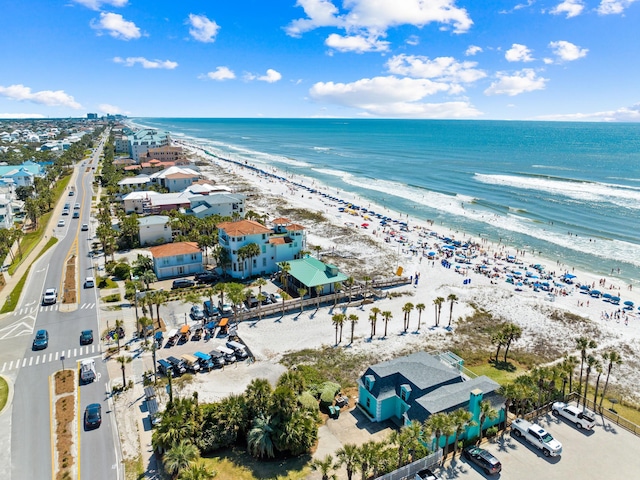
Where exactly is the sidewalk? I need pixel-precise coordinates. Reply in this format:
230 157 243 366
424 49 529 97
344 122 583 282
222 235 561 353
0 166 80 315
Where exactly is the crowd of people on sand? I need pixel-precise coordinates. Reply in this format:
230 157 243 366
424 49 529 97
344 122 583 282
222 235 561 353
182 142 639 332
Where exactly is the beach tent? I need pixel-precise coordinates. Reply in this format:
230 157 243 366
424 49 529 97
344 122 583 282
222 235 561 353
580 285 590 291
624 301 634 306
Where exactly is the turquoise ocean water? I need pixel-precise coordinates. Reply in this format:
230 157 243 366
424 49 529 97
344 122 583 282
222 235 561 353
133 118 640 285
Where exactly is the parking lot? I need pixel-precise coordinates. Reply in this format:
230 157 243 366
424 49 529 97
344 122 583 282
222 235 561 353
433 412 640 479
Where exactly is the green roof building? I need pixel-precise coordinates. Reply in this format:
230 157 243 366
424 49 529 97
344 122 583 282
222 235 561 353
279 256 349 295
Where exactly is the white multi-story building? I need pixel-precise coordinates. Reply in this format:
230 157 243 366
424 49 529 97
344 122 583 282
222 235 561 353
217 218 306 278
128 129 170 161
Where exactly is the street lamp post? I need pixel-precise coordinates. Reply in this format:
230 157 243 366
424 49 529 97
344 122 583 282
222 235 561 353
60 354 65 371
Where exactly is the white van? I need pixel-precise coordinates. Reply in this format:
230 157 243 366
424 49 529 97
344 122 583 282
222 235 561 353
80 359 96 384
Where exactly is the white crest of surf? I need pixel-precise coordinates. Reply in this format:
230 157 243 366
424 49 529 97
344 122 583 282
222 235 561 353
475 174 640 210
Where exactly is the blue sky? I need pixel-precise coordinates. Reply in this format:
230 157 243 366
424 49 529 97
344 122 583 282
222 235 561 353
1 0 639 121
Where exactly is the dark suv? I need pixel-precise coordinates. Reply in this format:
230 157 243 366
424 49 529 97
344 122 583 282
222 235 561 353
172 278 195 289
463 446 501 475
195 271 218 284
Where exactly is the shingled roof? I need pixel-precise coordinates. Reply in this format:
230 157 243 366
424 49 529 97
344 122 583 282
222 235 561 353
217 219 271 236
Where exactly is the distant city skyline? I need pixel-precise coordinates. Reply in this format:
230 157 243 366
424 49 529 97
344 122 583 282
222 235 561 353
0 0 638 121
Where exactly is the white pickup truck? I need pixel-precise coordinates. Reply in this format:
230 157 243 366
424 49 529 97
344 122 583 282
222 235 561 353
552 401 596 430
511 418 563 457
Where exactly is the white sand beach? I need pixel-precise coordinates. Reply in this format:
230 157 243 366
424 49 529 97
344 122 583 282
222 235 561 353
178 141 640 406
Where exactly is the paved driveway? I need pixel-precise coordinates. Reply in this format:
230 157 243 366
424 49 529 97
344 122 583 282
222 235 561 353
433 412 640 479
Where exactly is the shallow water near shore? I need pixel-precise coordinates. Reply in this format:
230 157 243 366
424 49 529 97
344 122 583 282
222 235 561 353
133 118 640 285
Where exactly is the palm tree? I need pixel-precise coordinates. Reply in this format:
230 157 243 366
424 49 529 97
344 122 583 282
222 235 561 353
447 293 458 327
348 314 358 345
478 400 498 443
279 261 291 293
114 319 124 352
116 354 132 389
253 277 267 297
402 302 414 333
297 287 307 313
335 443 359 480
415 303 425 331
502 323 522 363
176 460 216 480
599 350 622 410
333 282 342 307
441 417 456 462
451 409 476 458
368 314 376 340
561 354 579 395
356 441 377 480
138 316 154 344
243 242 261 278
491 329 507 363
310 454 336 480
315 285 323 309
576 336 597 395
153 290 169 328
332 314 345 345
140 270 157 290
592 357 604 407
370 307 381 336
580 354 598 408
425 412 449 455
280 291 291 316
164 440 200 478
247 415 275 459
432 297 442 327
345 276 355 303
381 311 392 338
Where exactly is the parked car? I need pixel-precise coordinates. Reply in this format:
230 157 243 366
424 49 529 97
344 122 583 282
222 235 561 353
80 359 96 384
172 278 195 289
84 403 102 429
261 295 272 305
245 295 259 309
552 401 596 430
219 302 233 316
195 271 218 284
32 329 49 350
80 330 94 345
414 468 439 480
42 288 57 305
190 305 205 321
270 292 282 304
203 300 219 318
463 446 502 475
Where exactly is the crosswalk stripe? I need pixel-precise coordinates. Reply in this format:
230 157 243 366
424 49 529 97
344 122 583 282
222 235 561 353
67 349 71 358
8 361 13 370
35 356 39 365
1 362 6 372
29 357 33 366
55 352 59 360
73 348 77 357
22 358 27 368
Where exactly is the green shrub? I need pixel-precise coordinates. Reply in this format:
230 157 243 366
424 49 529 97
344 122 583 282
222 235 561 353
103 293 121 303
113 263 130 280
298 391 319 411
320 381 341 405
105 260 117 275
486 426 498 438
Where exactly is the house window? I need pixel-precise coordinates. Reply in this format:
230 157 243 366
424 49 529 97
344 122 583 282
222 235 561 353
176 255 184 263
365 375 375 391
400 384 412 402
366 398 371 408
262 234 266 240
162 258 169 266
263 258 267 267
191 254 197 261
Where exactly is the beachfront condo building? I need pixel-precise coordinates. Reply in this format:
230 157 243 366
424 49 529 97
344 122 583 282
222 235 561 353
128 129 170 161
217 218 306 279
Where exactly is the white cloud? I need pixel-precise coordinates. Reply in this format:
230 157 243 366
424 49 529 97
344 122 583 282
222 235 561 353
205 66 236 81
406 35 420 46
0 113 47 119
245 69 283 83
386 54 486 84
72 0 128 10
537 103 640 122
91 12 141 40
484 69 548 96
0 84 82 109
597 0 638 15
505 44 534 62
465 45 482 56
550 0 585 18
325 33 390 53
309 75 481 118
499 0 535 14
113 57 178 69
187 14 220 43
548 41 588 62
98 103 128 115
286 0 473 52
